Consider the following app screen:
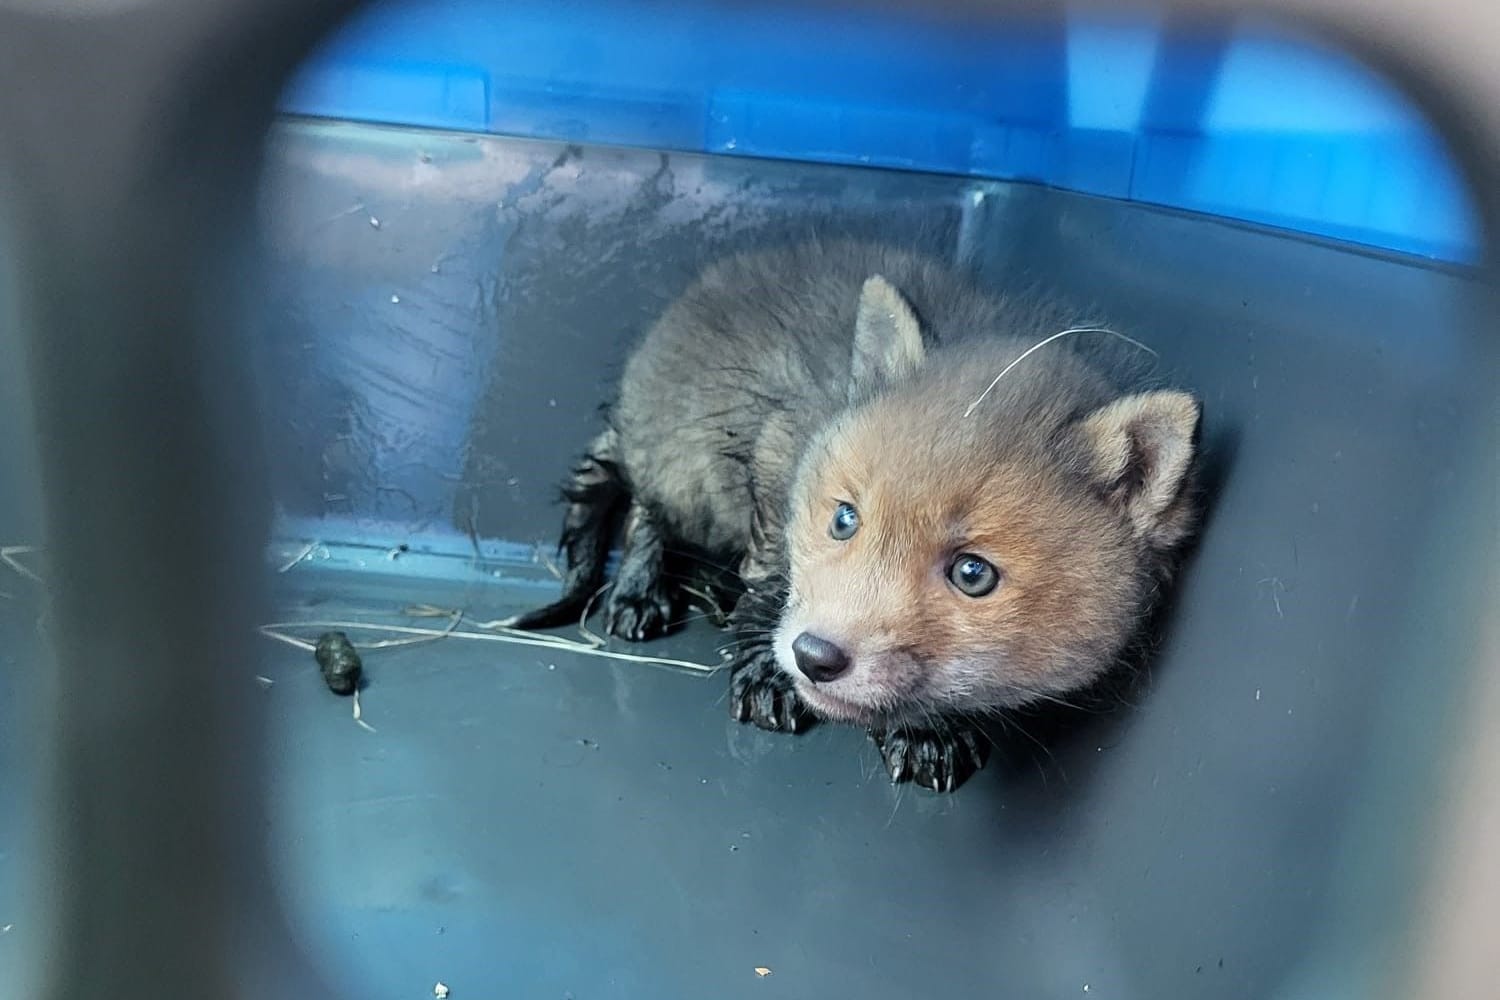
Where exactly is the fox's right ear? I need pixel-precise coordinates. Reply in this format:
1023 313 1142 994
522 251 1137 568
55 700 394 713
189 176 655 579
851 275 926 399
1078 390 1202 547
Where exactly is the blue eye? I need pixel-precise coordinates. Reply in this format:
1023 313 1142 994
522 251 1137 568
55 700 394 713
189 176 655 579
948 553 1000 597
830 502 860 541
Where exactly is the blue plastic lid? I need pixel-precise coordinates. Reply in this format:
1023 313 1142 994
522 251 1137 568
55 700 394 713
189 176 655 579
280 0 1480 263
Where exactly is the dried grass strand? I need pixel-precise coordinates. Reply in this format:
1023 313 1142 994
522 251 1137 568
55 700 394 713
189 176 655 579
259 616 721 675
276 541 319 574
1 545 44 584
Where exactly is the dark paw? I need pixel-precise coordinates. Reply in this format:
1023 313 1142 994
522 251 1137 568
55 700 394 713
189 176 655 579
870 724 987 793
728 649 808 733
604 585 674 642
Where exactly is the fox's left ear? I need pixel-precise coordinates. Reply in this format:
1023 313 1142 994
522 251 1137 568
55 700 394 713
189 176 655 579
850 274 926 399
1078 390 1202 543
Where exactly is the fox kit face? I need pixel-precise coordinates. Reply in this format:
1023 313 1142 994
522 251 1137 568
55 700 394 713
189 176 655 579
771 277 1201 726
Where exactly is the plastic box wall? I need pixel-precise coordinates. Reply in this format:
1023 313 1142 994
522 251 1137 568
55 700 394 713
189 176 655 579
281 0 1481 262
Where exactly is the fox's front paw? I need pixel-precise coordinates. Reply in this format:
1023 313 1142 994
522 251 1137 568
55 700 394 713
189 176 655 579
870 724 987 793
728 648 808 733
603 582 674 642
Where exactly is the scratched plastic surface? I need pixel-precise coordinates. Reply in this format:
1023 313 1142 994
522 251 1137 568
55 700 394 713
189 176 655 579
250 121 988 557
150 119 1500 999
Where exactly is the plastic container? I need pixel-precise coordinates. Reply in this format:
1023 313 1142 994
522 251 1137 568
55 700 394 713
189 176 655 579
1 2 1495 999
241 114 1494 1000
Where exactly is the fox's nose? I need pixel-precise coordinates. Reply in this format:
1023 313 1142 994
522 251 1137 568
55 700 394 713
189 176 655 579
791 631 851 683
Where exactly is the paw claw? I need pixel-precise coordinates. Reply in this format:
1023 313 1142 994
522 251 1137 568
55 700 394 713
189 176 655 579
958 729 985 772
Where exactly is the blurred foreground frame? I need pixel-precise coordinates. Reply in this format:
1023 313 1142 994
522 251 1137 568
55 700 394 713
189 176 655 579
0 0 1493 998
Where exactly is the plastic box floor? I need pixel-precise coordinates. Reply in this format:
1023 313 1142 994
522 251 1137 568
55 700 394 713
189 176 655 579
259 569 1215 1000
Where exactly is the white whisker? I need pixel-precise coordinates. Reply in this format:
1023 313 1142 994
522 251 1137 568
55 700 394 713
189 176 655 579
963 327 1157 418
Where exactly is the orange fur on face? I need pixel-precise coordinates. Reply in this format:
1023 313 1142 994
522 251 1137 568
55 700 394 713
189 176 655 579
773 380 1147 726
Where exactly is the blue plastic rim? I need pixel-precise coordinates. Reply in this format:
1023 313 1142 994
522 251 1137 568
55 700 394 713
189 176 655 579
279 0 1480 263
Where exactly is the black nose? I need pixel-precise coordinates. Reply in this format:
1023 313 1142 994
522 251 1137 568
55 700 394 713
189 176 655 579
791 631 851 683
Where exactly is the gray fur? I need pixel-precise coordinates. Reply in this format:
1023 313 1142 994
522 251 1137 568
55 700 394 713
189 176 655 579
612 239 1092 574
525 238 1203 792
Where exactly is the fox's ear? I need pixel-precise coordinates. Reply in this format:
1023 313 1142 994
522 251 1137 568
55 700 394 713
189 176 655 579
851 275 926 397
1079 390 1201 541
